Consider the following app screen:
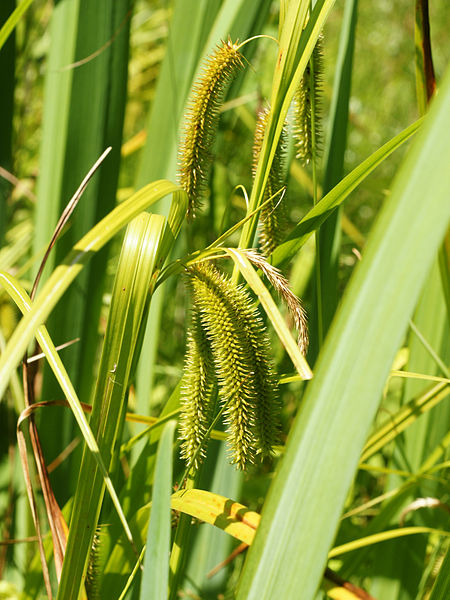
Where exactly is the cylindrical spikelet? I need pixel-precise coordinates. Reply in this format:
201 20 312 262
85 526 104 600
188 262 279 469
293 33 324 165
252 106 288 256
179 308 216 469
179 39 244 218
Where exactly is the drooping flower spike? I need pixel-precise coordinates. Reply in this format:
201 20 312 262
293 33 324 165
180 262 280 470
179 39 244 218
252 106 288 256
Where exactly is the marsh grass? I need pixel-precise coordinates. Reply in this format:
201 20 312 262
0 1 449 599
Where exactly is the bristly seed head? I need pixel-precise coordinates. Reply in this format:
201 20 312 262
182 261 280 469
179 39 244 219
179 308 216 469
293 33 324 165
253 106 288 256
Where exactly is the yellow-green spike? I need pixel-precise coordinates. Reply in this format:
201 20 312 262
253 106 288 256
179 39 244 218
293 33 324 165
179 308 216 469
188 262 279 469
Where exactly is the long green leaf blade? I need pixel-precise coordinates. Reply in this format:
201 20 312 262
239 0 337 251
57 212 166 599
34 0 131 498
272 116 422 266
140 420 176 600
226 248 312 380
0 180 185 401
315 0 358 347
237 64 450 600
0 0 34 52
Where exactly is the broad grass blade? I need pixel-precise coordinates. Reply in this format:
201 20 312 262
34 0 131 498
314 0 358 349
272 117 422 266
0 181 185 401
236 64 450 600
140 420 176 600
57 213 166 599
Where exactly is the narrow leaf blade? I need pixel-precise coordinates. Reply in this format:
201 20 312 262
140 420 177 600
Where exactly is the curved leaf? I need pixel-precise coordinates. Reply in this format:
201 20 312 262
171 489 259 546
272 116 423 266
236 63 450 600
0 180 186 400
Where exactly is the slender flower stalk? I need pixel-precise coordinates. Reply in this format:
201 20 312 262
244 249 309 355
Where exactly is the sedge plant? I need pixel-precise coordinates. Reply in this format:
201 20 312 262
0 1 449 600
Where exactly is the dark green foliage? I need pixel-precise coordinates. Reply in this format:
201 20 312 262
0 0 15 246
4 3 450 598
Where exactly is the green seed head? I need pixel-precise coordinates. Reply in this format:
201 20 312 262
252 106 288 256
293 34 324 165
179 308 217 469
179 39 244 218
186 262 280 469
